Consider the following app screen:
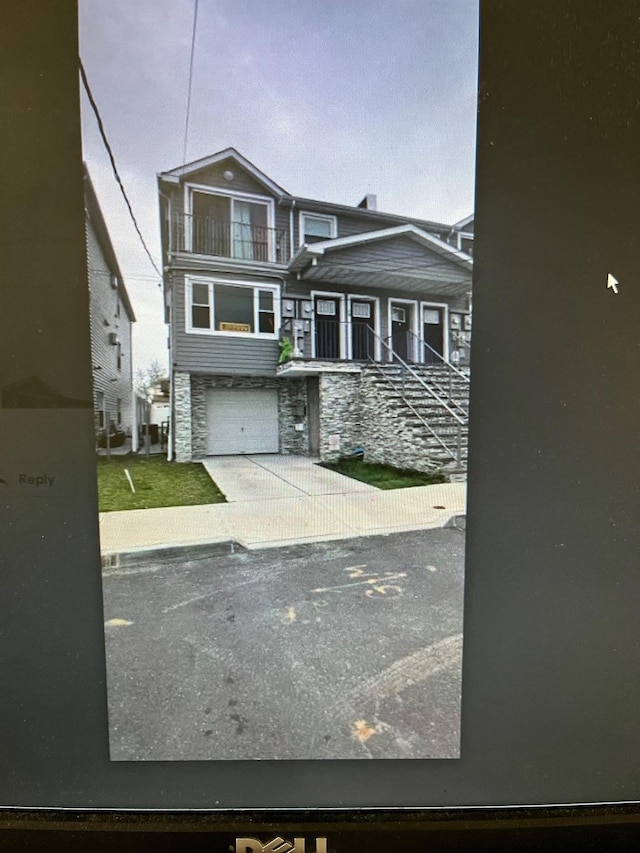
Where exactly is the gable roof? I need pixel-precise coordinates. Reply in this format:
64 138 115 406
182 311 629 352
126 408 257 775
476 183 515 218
158 147 290 197
83 165 136 323
289 223 473 273
452 213 474 231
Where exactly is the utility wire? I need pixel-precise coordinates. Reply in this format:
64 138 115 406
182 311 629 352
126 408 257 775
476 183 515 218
79 58 162 280
182 0 199 165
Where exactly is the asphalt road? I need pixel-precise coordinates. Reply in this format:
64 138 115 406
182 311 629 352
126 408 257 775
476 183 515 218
102 527 465 760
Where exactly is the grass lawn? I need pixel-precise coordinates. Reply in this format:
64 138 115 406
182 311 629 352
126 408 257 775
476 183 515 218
97 455 226 512
321 457 447 490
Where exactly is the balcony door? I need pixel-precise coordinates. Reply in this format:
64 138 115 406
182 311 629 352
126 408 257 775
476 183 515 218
191 191 270 261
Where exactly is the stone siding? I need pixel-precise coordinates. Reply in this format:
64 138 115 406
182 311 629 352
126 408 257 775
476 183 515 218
173 371 192 462
359 370 452 473
278 378 309 455
318 373 363 461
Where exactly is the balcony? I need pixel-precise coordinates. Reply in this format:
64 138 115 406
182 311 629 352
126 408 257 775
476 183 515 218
170 214 289 264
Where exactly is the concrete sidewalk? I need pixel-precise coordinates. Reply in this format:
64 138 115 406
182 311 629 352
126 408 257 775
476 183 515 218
99 475 467 556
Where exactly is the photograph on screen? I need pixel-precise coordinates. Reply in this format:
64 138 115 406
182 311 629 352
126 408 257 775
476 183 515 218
79 0 477 760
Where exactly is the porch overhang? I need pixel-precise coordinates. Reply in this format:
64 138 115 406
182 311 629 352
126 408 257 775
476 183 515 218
288 223 472 298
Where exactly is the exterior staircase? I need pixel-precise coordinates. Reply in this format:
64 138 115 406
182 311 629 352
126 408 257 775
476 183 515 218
362 361 470 477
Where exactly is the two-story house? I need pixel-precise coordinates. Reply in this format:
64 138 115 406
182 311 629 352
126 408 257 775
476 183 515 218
84 164 136 446
159 148 473 472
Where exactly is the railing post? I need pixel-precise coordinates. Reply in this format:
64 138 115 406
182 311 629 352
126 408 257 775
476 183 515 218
456 422 462 466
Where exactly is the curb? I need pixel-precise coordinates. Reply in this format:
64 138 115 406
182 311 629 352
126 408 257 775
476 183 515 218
444 514 466 531
101 540 244 572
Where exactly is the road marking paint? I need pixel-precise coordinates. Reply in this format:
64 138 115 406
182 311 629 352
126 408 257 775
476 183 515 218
365 584 403 598
352 718 392 742
312 570 407 595
282 606 296 624
105 617 133 627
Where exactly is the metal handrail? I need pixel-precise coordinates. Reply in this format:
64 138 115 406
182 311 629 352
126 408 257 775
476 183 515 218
367 359 463 466
364 325 467 467
367 327 466 425
405 330 469 422
172 213 288 263
408 330 470 383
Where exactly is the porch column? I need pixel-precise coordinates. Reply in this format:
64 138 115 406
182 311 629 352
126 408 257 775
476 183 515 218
173 371 192 462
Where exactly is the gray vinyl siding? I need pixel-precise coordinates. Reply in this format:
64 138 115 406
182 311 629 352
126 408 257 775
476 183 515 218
336 212 444 241
87 226 134 432
171 272 279 376
322 235 463 283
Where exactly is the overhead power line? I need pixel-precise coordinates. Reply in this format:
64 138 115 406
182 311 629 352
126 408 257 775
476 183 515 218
79 58 162 280
183 0 199 165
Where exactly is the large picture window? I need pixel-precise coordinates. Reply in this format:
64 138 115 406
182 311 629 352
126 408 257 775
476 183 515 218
187 279 278 337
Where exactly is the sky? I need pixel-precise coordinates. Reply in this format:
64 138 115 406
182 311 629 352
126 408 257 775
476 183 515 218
79 0 479 374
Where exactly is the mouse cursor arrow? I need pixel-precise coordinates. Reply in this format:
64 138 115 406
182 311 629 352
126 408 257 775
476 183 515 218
607 273 619 293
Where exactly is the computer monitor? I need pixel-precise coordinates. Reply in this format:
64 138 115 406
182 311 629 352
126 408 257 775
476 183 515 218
1 1 638 849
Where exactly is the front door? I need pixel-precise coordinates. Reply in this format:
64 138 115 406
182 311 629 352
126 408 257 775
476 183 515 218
390 302 411 361
314 295 341 359
350 300 375 360
422 306 444 363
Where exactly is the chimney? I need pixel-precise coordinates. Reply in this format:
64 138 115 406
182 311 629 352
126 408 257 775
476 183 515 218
357 193 377 211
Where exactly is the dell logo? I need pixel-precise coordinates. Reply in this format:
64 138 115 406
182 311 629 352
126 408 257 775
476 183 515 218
236 837 327 853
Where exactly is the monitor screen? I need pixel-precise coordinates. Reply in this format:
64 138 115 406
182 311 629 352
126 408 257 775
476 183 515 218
0 0 639 843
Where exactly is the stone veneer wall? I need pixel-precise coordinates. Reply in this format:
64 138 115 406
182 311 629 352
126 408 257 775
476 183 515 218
176 366 445 469
318 373 363 462
173 371 192 462
358 370 436 473
278 378 309 455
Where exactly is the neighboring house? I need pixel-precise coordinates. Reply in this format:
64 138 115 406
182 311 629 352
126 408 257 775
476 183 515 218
158 148 473 472
149 378 171 427
84 164 136 445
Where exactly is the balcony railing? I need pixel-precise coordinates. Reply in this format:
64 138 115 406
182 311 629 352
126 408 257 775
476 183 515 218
170 214 289 264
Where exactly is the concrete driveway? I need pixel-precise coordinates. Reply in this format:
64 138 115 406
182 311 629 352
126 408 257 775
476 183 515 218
200 454 377 501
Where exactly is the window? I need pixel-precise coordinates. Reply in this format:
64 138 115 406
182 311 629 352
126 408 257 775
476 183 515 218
190 190 272 261
300 212 337 245
116 342 122 371
191 282 211 329
317 299 337 316
117 399 122 426
258 290 275 333
351 302 371 319
187 279 278 336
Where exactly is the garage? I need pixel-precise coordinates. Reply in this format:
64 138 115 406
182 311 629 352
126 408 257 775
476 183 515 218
206 387 279 455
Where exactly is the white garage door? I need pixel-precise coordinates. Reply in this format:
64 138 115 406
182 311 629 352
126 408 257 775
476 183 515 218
206 388 279 455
